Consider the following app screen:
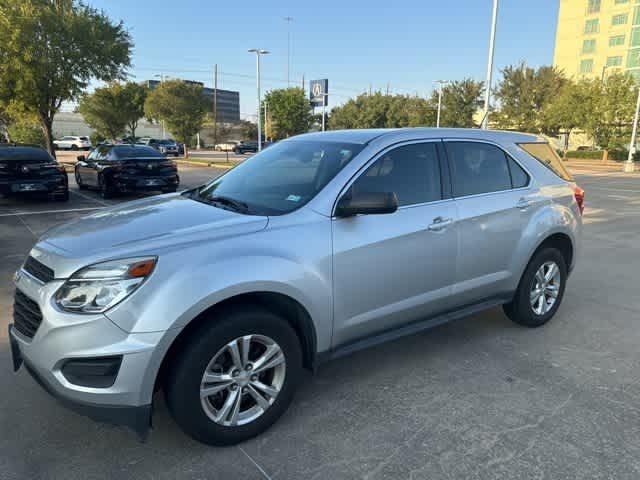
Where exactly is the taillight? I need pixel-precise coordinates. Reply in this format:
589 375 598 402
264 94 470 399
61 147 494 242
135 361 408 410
574 186 585 214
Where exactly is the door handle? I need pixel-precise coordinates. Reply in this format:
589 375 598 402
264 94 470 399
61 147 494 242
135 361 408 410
428 217 453 232
516 198 534 210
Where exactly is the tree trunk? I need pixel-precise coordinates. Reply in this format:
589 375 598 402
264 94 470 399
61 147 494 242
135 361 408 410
602 149 608 162
40 114 56 158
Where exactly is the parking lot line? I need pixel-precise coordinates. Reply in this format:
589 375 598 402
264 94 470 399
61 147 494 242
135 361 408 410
238 447 272 480
0 207 103 217
69 189 111 207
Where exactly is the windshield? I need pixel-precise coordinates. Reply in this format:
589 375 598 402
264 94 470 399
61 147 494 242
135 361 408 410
193 140 364 215
113 145 164 158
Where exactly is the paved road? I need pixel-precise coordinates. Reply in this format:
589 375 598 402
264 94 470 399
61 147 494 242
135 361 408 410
1 164 639 479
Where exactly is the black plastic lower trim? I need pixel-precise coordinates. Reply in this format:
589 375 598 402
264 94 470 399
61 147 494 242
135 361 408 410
22 360 151 441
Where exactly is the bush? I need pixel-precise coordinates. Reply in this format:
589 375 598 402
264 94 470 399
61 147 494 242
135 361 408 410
565 149 640 161
7 120 45 146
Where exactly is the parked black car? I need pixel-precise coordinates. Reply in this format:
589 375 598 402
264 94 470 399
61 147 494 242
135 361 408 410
140 138 180 156
233 141 259 154
74 144 179 198
0 144 69 201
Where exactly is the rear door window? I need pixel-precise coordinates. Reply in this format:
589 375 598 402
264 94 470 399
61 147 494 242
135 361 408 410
508 157 530 188
445 142 512 197
518 142 573 181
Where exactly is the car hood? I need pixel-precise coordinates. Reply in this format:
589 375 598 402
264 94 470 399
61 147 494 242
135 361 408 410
39 194 269 256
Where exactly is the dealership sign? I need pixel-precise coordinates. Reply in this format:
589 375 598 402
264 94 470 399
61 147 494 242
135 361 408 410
310 79 328 107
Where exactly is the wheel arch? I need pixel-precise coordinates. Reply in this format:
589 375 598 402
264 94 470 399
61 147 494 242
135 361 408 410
153 291 318 394
530 232 574 272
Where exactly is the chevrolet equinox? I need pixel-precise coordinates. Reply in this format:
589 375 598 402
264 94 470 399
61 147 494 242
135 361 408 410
9 128 583 445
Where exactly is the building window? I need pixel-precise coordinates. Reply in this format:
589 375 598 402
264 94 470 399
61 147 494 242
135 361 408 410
587 0 601 13
606 56 623 66
580 59 594 73
627 49 640 68
634 6 640 24
615 0 629 4
609 34 626 46
582 38 596 53
612 13 629 25
585 19 600 33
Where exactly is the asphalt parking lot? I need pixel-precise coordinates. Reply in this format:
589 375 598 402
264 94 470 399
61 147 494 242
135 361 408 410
1 162 639 479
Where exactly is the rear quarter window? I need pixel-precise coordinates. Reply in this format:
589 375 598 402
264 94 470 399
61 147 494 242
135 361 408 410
518 143 573 181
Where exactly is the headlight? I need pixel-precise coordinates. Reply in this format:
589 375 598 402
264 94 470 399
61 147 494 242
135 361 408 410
55 257 157 313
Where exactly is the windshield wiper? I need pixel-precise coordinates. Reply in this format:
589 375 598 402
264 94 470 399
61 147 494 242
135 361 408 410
208 195 250 213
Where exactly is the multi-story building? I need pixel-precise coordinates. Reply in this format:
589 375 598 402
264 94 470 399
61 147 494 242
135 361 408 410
144 80 240 123
554 0 640 81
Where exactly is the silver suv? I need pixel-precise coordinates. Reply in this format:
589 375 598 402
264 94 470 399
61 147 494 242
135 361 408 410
9 129 583 445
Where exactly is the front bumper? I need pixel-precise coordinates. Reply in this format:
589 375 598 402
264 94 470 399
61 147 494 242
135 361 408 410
9 269 167 438
0 175 67 195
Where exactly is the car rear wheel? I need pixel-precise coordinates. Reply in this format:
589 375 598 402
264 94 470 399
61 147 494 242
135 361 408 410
54 190 70 201
503 248 567 328
165 306 303 446
71 144 78 151
98 174 116 199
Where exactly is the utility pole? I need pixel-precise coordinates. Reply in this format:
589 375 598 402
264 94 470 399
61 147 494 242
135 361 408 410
213 64 218 146
322 94 327 131
625 87 640 172
284 16 293 86
481 0 499 130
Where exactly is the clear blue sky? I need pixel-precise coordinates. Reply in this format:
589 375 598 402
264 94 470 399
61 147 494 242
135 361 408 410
88 0 560 119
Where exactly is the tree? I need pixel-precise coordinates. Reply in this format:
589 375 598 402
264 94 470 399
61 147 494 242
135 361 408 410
583 73 638 152
144 79 208 154
329 92 435 129
430 79 484 128
238 119 258 140
78 82 147 141
540 79 594 152
262 88 312 139
494 64 567 132
6 116 46 146
0 0 132 156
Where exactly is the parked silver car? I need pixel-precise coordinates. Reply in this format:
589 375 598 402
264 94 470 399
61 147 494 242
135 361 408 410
9 128 583 445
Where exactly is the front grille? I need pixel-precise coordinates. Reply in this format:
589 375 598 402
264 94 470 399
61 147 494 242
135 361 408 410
23 256 54 283
13 289 43 339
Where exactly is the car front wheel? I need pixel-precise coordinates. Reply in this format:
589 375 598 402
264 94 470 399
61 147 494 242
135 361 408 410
503 247 567 327
165 306 303 445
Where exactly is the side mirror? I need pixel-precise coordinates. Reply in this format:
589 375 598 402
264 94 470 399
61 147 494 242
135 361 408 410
335 191 398 217
76 155 86 162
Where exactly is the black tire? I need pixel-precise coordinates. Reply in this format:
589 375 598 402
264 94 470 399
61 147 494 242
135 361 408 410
162 187 177 194
98 174 115 199
165 305 303 446
71 144 78 151
503 248 567 328
75 168 87 190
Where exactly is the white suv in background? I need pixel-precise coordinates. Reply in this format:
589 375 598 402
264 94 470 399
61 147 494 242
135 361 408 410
53 136 92 151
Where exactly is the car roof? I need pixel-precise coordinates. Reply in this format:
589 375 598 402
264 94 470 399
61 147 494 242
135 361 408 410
290 128 542 145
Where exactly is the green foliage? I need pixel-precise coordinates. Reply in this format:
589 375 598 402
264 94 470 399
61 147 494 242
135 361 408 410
0 0 132 155
78 82 147 141
431 79 484 128
565 150 603 160
6 116 45 146
329 93 435 130
238 119 258 140
540 79 594 138
582 73 638 151
262 88 312 139
494 64 567 132
566 149 640 161
144 80 208 148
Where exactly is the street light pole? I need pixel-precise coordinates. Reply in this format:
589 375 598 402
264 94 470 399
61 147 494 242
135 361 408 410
481 0 499 130
625 87 640 172
284 17 293 86
435 80 448 128
248 49 270 151
322 94 326 132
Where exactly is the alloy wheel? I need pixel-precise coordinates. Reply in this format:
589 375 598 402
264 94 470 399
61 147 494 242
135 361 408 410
530 261 561 315
200 334 286 427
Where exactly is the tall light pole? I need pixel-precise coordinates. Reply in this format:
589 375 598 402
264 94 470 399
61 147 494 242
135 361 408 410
435 80 449 128
248 48 270 151
625 87 640 172
481 0 499 130
284 17 293 86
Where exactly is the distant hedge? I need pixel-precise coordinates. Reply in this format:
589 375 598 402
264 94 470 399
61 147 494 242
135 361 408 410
565 149 639 161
